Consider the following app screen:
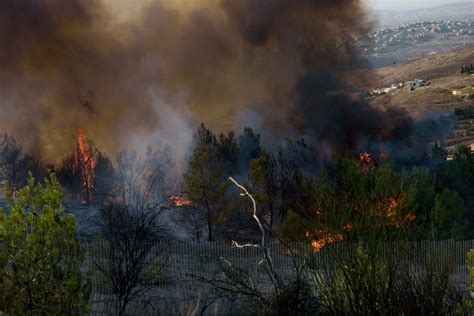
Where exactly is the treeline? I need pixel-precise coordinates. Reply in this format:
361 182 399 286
1 124 474 244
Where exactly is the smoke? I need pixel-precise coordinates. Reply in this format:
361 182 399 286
0 0 448 165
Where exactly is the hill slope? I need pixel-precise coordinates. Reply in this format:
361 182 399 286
352 46 474 147
352 46 474 89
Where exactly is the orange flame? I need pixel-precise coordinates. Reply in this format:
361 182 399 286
358 152 375 173
74 128 96 203
310 233 344 251
170 194 192 207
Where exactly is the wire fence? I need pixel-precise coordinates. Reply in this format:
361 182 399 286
83 239 474 315
1 237 474 314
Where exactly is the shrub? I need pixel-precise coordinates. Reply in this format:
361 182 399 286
315 243 466 315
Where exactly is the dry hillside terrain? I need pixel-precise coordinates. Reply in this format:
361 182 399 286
352 46 474 89
352 46 474 147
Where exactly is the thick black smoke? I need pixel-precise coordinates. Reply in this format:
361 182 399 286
0 0 451 164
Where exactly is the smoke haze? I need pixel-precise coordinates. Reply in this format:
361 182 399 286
0 0 446 164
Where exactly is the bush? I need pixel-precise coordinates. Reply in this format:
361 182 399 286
468 249 474 293
315 244 466 315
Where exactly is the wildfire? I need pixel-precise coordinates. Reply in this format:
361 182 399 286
358 152 375 173
306 225 345 251
74 128 96 204
378 194 416 228
311 233 344 251
169 194 192 207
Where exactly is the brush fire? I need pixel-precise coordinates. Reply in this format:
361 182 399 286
1 0 473 314
73 128 96 204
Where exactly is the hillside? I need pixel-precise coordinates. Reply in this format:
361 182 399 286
352 46 474 148
352 46 474 89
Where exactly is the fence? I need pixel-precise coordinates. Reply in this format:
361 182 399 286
84 239 474 315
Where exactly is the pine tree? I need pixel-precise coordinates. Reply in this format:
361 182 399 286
0 172 90 314
184 124 229 241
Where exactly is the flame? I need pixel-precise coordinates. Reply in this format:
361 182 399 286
74 128 96 203
169 194 192 207
306 193 415 251
358 152 375 173
310 233 344 251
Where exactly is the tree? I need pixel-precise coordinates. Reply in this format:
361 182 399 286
58 130 98 205
93 204 168 315
432 189 467 239
0 172 89 314
238 127 262 172
274 139 316 223
184 124 229 241
249 152 280 233
94 152 115 205
0 134 21 191
217 131 239 175
0 134 44 193
114 144 173 211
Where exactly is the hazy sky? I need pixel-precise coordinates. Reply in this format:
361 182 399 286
363 0 467 11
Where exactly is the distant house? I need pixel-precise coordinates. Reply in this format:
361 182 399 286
405 81 417 91
405 79 428 91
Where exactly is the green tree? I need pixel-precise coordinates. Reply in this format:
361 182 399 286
432 189 467 239
184 124 229 241
217 131 239 175
238 127 262 172
249 152 280 232
0 172 89 314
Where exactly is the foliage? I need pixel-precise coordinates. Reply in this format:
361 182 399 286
0 172 89 314
238 127 262 172
183 123 232 241
0 134 44 192
316 243 466 315
280 155 472 246
249 152 280 232
468 249 474 293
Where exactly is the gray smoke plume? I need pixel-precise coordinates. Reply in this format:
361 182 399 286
0 0 447 164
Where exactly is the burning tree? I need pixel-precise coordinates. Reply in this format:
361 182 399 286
279 153 469 249
74 128 97 203
59 129 97 204
59 129 114 205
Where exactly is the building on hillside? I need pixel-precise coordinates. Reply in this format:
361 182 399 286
405 79 428 91
405 81 416 91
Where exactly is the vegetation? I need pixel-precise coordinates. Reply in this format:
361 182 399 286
316 244 466 315
92 204 168 315
1 123 474 314
0 172 89 314
183 124 236 241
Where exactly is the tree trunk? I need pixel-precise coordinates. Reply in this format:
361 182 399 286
269 202 274 236
207 212 213 241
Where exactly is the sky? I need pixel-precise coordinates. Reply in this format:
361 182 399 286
363 0 467 11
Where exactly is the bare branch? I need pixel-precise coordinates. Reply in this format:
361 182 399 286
228 176 281 288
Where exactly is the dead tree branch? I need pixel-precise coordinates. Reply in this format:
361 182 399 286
228 176 281 288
